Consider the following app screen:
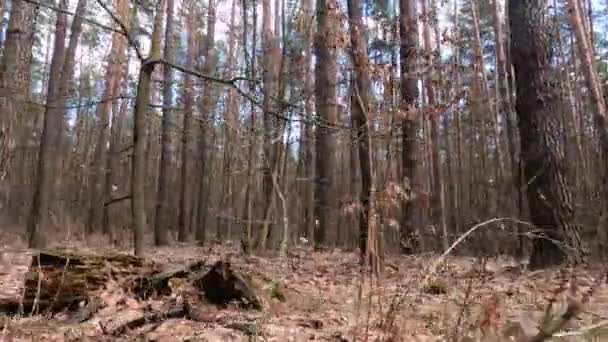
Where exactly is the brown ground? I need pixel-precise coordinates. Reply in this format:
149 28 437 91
0 233 606 341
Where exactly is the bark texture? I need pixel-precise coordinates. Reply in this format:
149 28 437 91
313 0 339 248
155 0 176 246
132 0 165 256
509 0 587 268
399 0 419 254
346 0 373 261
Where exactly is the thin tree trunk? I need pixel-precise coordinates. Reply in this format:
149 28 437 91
346 0 373 261
194 0 218 243
399 0 419 254
566 0 608 230
301 0 315 241
103 77 129 242
131 0 165 256
240 0 257 253
217 0 238 240
258 0 281 251
178 0 198 242
53 0 87 205
88 0 129 236
492 0 517 199
154 0 176 246
451 0 464 234
470 0 503 217
422 0 440 227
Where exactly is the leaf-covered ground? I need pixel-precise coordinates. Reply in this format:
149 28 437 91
0 239 607 341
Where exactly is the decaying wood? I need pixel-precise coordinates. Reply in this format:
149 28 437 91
109 301 261 337
109 305 189 336
0 250 158 314
196 261 262 310
0 251 262 317
108 261 263 335
131 259 206 299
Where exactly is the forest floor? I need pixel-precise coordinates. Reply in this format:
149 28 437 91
0 231 607 341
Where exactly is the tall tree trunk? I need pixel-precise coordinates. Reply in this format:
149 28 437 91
451 0 464 234
566 0 608 235
240 0 258 253
0 0 4 48
88 0 129 236
258 0 280 250
103 81 129 241
178 0 198 242
195 0 218 243
399 0 419 254
0 0 36 192
53 0 87 204
25 0 68 248
217 0 238 241
28 0 86 247
509 0 587 268
132 0 165 256
154 0 176 246
300 0 315 241
103 2 132 242
422 0 439 226
313 0 339 249
492 0 517 199
470 0 503 217
346 0 374 262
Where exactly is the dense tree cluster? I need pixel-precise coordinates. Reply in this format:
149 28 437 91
0 0 606 268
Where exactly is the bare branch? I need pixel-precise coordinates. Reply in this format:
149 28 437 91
22 0 123 36
104 195 132 207
95 0 144 60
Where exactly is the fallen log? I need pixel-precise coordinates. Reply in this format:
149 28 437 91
0 251 262 316
0 250 158 314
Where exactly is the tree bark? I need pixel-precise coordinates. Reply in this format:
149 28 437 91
240 0 257 253
217 0 238 241
178 0 198 242
28 0 86 248
566 0 608 235
154 0 176 246
422 0 439 228
103 1 131 242
509 0 587 268
399 0 419 254
300 0 315 241
346 0 373 262
492 0 518 203
88 0 129 237
195 0 218 243
132 0 165 256
258 0 281 251
313 0 339 248
0 0 37 198
26 0 68 248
